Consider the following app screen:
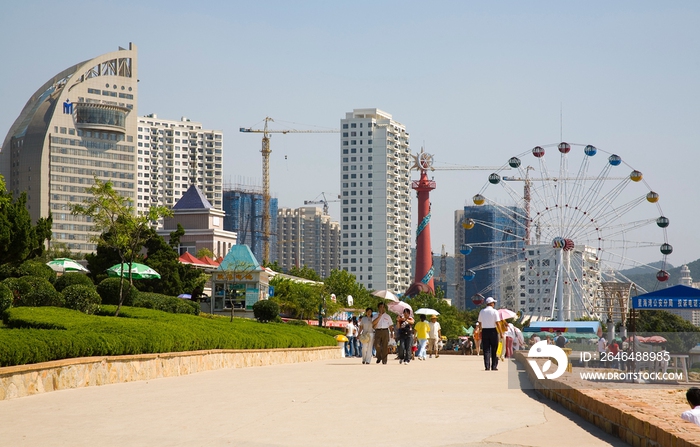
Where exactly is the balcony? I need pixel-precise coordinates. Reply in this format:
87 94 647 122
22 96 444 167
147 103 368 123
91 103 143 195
74 102 130 133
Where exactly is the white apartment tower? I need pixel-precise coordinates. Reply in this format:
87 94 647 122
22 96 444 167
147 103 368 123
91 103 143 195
668 265 700 326
340 108 412 293
136 115 222 213
277 206 341 278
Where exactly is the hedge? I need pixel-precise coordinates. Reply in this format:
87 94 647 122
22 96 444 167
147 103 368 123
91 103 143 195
11 276 63 307
54 273 95 292
97 277 137 306
133 292 200 316
62 284 101 315
0 306 337 367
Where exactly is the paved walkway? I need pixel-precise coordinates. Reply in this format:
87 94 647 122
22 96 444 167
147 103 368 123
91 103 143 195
0 355 627 446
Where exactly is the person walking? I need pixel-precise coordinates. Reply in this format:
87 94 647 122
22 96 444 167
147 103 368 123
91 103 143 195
428 315 442 358
414 314 430 360
345 317 356 358
358 307 375 364
352 316 362 358
397 308 414 365
372 302 394 365
478 297 502 371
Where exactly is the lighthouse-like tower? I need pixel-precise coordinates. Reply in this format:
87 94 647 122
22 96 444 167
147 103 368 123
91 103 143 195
405 148 436 297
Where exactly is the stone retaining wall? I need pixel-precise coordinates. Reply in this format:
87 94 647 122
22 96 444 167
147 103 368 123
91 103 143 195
0 346 341 401
514 351 700 447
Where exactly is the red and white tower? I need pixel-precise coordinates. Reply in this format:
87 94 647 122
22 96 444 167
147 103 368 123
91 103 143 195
405 148 436 297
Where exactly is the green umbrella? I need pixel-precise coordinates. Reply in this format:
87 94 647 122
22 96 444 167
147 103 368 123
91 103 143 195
106 262 160 280
46 258 90 273
463 326 474 336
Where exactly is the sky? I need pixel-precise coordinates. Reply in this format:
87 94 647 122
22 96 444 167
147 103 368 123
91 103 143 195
1 1 699 274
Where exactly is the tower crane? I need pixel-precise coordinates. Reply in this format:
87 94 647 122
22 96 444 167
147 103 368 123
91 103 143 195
240 117 339 261
304 192 341 216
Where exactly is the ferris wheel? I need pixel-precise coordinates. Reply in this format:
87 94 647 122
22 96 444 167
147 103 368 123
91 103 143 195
461 142 671 321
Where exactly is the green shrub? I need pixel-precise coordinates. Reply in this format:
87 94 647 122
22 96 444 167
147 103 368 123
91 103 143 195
97 277 137 306
133 292 199 315
253 299 279 323
0 283 12 314
63 284 101 314
13 276 63 307
0 306 337 367
18 260 57 284
54 273 95 292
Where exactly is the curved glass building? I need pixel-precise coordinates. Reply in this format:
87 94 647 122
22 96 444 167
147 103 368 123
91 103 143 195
0 43 138 252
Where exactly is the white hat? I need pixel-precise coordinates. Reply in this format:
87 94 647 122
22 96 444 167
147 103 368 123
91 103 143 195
485 297 496 305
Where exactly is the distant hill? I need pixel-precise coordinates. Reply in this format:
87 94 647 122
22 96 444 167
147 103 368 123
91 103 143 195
620 258 700 293
618 261 674 277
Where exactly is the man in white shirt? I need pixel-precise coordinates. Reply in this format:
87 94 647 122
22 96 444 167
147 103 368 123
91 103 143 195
597 336 607 367
372 302 394 365
478 297 502 371
681 387 700 426
428 315 442 358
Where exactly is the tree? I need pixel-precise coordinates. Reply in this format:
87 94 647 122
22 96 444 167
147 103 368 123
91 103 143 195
323 269 373 310
0 184 52 265
139 228 207 296
70 177 172 316
288 265 321 282
196 248 214 259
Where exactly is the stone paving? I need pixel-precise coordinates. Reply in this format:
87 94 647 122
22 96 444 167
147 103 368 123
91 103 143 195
0 354 627 447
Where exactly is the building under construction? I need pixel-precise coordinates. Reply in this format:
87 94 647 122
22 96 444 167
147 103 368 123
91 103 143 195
222 184 278 264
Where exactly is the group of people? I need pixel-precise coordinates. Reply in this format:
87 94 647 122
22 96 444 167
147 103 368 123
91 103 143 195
344 302 443 365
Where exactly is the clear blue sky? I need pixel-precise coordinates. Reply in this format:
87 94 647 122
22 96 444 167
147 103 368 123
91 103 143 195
2 1 699 274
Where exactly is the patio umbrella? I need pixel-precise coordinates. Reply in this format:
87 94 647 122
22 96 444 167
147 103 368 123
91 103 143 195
46 258 89 273
498 308 517 320
106 262 161 280
415 308 440 316
643 335 667 344
372 289 399 302
388 301 412 316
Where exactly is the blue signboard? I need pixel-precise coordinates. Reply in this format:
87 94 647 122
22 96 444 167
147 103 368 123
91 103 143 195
268 286 274 297
631 285 700 309
633 297 700 310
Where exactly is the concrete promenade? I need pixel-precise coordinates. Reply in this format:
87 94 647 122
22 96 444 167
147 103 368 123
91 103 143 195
0 355 626 447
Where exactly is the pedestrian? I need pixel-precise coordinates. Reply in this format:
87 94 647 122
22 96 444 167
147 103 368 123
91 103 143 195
681 387 700 426
478 296 502 371
358 307 374 364
397 308 414 364
414 314 430 360
352 316 362 358
345 317 356 358
504 321 516 358
372 302 394 365
597 335 607 367
529 333 541 347
555 331 568 349
428 315 442 358
474 322 482 356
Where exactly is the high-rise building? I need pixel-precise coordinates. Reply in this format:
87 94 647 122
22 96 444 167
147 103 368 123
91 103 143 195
136 114 222 212
668 265 700 326
222 186 278 264
340 108 412 293
457 205 526 309
0 44 139 253
276 206 340 278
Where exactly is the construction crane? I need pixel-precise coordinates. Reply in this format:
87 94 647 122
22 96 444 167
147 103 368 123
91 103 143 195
304 192 341 215
239 117 339 261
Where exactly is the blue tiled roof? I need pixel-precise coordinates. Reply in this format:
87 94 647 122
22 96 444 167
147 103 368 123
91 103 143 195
218 245 261 271
173 185 212 210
